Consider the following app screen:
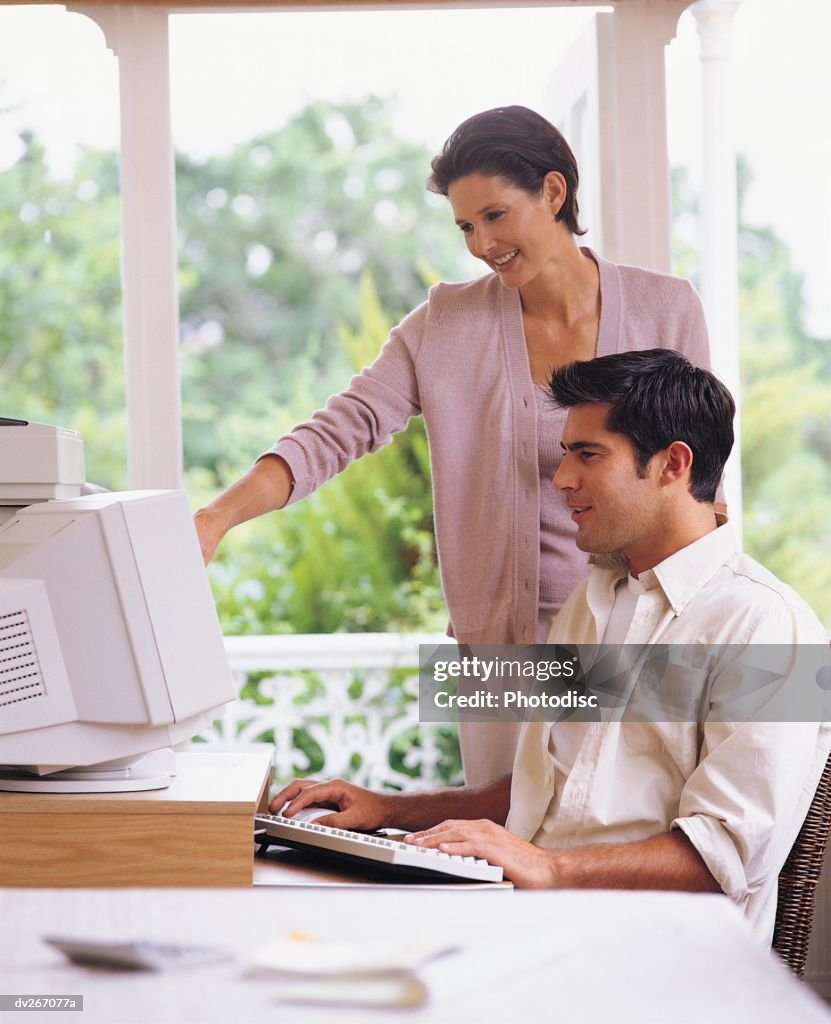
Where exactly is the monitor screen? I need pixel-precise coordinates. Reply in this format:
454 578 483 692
0 490 235 791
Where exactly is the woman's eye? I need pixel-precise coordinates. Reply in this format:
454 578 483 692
486 210 504 222
458 223 473 233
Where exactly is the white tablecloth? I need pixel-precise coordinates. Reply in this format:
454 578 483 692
0 887 828 1023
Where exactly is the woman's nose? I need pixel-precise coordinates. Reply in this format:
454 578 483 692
471 228 495 259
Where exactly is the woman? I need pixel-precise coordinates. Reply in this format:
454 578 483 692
195 106 719 783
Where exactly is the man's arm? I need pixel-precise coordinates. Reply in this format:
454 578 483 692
406 822 722 892
547 830 722 892
268 775 512 833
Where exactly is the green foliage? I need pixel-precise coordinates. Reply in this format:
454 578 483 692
672 157 831 628
4 92 828 632
1 95 455 635
205 275 446 635
172 97 460 635
176 96 464 479
736 191 831 627
0 132 127 488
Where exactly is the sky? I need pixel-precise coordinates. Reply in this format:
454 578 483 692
0 0 829 334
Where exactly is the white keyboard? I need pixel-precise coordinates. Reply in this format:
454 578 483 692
254 813 504 883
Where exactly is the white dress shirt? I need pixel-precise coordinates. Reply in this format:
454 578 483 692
506 525 831 943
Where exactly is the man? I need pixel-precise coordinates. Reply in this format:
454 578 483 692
271 349 830 943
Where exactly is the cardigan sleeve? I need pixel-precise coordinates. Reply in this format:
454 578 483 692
260 300 427 505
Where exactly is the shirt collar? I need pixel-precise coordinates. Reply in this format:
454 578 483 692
589 525 739 615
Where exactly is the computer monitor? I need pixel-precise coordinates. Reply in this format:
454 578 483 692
0 489 236 792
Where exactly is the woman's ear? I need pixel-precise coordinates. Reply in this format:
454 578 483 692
543 171 568 219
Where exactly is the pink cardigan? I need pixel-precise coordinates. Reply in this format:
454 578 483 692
269 250 712 645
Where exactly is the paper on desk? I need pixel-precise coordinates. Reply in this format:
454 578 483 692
273 976 428 1010
249 931 454 1011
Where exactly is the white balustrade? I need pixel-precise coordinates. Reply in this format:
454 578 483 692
197 633 459 792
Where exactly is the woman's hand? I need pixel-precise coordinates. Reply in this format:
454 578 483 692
269 777 400 832
193 506 232 565
192 455 295 565
405 819 558 888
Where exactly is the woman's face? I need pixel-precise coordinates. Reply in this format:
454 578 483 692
447 172 566 288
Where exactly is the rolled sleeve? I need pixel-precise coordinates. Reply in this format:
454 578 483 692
671 720 829 908
672 810 750 904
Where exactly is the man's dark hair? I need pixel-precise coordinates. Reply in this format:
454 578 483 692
549 349 734 504
426 105 586 236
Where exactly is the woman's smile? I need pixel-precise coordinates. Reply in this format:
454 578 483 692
492 248 520 271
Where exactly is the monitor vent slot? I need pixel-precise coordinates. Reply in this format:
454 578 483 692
0 609 47 707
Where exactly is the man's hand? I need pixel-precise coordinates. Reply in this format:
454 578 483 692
269 778 399 832
405 819 557 888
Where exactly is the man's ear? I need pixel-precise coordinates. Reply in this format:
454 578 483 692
660 441 694 485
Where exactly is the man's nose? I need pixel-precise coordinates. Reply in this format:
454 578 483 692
552 460 573 492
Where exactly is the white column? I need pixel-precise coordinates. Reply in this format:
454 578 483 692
69 5 182 490
596 0 692 271
691 0 743 530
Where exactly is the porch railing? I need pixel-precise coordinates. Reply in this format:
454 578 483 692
196 633 460 792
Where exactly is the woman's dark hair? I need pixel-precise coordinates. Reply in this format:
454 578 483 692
549 349 734 504
427 105 586 236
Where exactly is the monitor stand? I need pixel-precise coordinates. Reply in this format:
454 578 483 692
0 748 176 793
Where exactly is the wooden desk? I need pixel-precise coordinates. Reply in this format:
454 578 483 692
0 887 828 1023
0 752 271 888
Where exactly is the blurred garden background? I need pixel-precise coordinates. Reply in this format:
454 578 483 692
2 91 830 633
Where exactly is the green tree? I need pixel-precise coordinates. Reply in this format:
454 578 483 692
177 96 465 481
206 274 445 635
0 97 453 634
737 203 831 626
0 132 126 488
672 159 831 628
9 96 824 632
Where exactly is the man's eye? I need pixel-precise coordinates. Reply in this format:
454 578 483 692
579 452 597 462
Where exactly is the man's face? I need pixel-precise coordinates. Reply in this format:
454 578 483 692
553 403 665 575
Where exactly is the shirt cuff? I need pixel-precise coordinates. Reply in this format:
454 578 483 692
671 814 749 905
